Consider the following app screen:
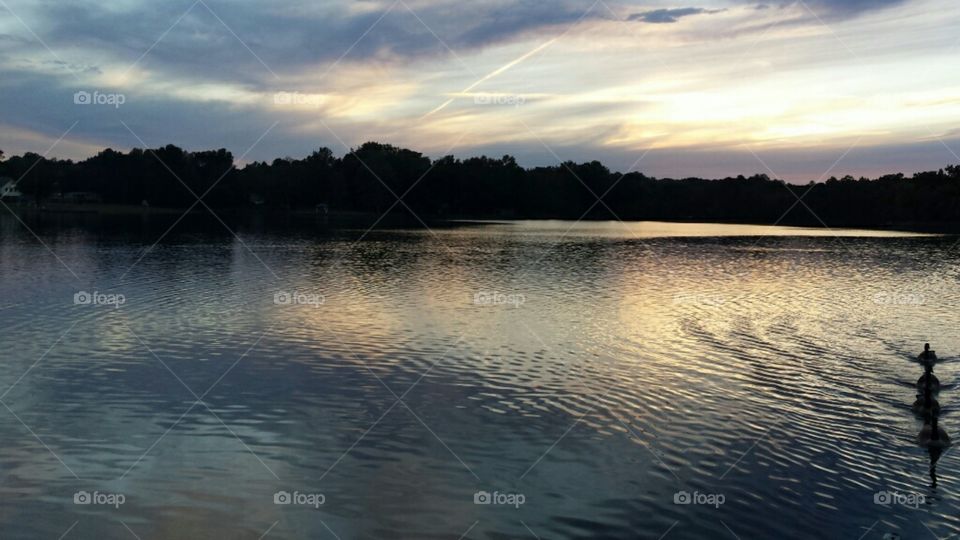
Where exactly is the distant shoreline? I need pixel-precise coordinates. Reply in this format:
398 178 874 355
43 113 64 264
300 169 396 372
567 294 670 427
3 144 959 234
3 202 957 235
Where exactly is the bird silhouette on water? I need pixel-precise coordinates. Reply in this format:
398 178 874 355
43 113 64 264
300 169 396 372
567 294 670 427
918 342 937 366
913 344 950 491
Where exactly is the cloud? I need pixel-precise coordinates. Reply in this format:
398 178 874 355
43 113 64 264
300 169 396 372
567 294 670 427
626 1 907 26
628 7 724 24
4 0 606 89
0 0 953 183
763 0 909 19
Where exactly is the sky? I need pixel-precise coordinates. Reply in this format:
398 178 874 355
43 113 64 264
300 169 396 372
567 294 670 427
0 0 958 182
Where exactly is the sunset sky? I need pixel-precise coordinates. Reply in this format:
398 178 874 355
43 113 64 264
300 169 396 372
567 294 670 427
1 0 958 181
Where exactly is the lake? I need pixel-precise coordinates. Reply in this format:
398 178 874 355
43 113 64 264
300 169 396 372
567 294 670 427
0 214 957 539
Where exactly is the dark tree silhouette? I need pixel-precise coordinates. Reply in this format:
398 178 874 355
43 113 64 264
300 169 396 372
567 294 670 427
0 142 958 230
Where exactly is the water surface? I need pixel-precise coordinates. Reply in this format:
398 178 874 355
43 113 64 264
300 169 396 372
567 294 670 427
0 215 957 539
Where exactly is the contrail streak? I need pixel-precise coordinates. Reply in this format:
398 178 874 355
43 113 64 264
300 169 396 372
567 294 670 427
422 37 558 118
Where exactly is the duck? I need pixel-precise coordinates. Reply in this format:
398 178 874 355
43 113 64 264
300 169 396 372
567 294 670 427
918 414 951 448
918 342 938 367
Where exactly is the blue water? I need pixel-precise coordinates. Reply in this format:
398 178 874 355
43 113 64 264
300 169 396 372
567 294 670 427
0 214 957 539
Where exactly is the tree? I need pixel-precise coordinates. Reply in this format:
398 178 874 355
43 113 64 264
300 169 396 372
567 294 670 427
0 143 956 228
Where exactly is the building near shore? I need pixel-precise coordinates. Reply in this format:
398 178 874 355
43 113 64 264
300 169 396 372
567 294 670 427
0 178 22 202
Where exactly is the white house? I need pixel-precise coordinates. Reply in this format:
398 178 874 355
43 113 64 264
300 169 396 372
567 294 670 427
0 178 22 201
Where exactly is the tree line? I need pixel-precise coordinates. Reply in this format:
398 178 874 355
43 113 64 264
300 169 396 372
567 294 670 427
2 142 959 228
